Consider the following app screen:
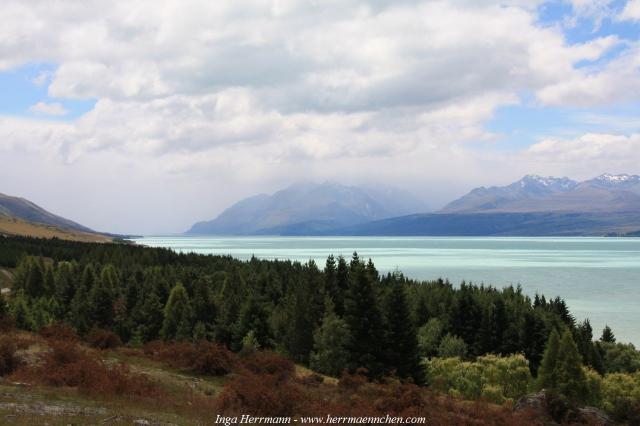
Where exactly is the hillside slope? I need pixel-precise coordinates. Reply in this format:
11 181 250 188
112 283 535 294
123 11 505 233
0 215 111 242
187 182 427 235
0 192 93 233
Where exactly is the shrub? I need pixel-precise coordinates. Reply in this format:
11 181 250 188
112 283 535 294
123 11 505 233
15 340 162 397
143 340 235 376
425 354 533 403
0 335 20 376
240 350 295 383
86 329 122 350
39 322 78 342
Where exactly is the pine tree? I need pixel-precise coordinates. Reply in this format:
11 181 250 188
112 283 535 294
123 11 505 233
43 265 55 297
234 296 271 351
282 282 316 363
69 283 91 334
600 325 615 343
132 282 164 341
87 266 118 329
25 257 45 299
192 277 217 335
161 283 193 341
344 258 385 377
323 255 339 309
10 290 34 331
537 328 560 389
54 261 76 309
310 299 351 377
556 329 589 403
521 310 547 375
383 281 422 383
335 255 349 316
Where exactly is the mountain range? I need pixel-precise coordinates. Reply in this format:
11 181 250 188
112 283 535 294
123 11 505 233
440 174 640 214
187 182 428 235
188 174 640 236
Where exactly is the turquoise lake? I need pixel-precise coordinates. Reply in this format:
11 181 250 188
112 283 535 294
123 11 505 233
134 236 640 346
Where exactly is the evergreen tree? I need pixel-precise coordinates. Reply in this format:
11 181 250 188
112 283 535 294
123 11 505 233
537 328 560 389
282 282 316 363
556 329 589 403
383 281 422 382
521 310 548 375
10 290 34 331
87 266 118 329
54 261 76 309
132 282 164 341
161 283 193 341
192 277 217 336
600 325 616 343
234 296 271 351
343 259 385 377
43 265 55 297
24 257 45 299
69 283 91 334
335 255 349 316
323 255 339 309
310 299 351 377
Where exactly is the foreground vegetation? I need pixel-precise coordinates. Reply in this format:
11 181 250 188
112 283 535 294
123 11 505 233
1 235 639 423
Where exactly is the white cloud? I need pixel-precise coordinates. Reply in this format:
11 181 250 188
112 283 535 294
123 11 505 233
0 0 638 232
619 0 640 21
29 101 68 116
537 44 640 107
522 132 640 177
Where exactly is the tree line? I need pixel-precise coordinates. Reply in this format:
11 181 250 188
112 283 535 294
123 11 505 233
0 235 636 386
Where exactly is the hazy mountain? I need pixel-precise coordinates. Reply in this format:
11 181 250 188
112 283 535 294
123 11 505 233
0 192 93 233
327 212 640 237
440 174 640 213
187 182 428 235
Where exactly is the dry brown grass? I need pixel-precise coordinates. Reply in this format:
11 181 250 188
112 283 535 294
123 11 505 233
0 216 111 243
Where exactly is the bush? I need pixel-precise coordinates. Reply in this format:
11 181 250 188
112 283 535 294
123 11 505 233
240 350 295 383
143 340 235 376
15 340 162 397
425 354 533 403
601 372 640 423
86 329 122 350
39 322 78 342
0 335 20 376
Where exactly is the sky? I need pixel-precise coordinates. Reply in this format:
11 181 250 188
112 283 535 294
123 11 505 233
1 0 639 234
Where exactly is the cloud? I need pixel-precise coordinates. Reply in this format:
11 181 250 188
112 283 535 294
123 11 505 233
29 101 69 116
0 0 638 233
619 0 640 21
522 132 640 177
536 43 640 107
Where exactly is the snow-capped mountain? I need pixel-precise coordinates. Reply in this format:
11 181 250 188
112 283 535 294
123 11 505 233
585 174 640 192
440 174 640 213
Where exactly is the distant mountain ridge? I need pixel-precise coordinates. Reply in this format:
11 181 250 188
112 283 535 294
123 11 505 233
187 182 428 235
440 174 640 214
187 174 640 237
0 192 93 233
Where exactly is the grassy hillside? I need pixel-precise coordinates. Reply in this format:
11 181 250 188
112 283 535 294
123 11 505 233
0 215 111 243
0 328 540 425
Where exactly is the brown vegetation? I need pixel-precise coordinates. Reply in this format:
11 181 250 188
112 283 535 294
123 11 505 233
0 335 20 376
86 328 122 349
11 339 163 398
39 322 79 342
143 340 236 376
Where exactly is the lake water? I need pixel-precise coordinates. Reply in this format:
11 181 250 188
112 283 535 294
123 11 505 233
134 236 640 346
